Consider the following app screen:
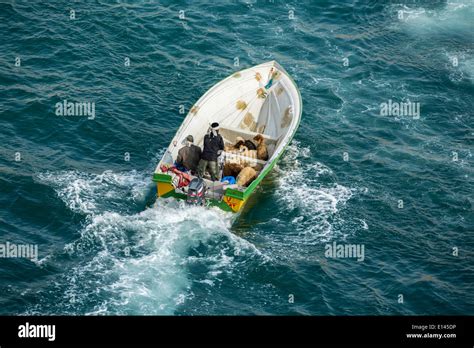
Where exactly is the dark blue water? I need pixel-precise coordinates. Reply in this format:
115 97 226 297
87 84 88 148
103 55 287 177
0 0 473 315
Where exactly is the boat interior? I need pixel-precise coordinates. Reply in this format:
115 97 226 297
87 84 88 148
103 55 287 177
157 61 298 200
177 126 277 200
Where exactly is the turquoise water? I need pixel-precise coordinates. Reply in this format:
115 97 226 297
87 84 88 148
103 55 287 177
0 0 473 315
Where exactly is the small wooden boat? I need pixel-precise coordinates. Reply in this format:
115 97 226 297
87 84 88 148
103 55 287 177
153 61 302 213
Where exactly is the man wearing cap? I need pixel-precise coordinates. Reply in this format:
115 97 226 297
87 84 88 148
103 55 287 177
197 122 224 181
176 135 201 174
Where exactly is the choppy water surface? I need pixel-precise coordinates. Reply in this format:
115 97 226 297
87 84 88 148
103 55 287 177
0 0 473 315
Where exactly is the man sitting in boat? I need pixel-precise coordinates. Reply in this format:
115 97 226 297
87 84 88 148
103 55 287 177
175 135 201 174
197 122 224 181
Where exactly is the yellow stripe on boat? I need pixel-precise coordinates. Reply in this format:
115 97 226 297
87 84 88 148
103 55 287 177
223 195 246 212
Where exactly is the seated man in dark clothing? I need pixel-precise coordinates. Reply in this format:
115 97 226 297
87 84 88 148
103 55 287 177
176 135 201 174
197 122 224 181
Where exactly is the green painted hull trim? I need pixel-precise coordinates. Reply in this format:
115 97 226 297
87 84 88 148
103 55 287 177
153 172 172 183
157 189 235 212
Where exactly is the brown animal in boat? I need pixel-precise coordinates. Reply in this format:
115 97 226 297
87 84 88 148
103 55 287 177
236 166 257 187
223 162 244 178
253 134 268 161
224 136 245 152
238 145 257 162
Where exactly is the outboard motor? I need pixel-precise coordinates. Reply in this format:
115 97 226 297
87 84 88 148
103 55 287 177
186 178 206 206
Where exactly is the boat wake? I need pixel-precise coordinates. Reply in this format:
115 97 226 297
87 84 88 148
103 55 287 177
30 144 361 314
30 170 262 315
281 142 362 238
253 141 365 263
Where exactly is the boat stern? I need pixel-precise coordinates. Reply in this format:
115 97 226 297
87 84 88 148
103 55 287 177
222 188 246 213
153 172 175 197
222 193 245 212
153 171 246 213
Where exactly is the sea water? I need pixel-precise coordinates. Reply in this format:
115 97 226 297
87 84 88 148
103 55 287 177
0 0 472 315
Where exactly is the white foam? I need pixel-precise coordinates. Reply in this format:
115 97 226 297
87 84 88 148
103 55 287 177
34 170 263 314
275 142 358 242
392 2 474 84
394 1 474 33
37 170 151 215
442 51 474 82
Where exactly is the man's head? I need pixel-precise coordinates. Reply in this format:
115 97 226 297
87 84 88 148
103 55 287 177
210 122 220 137
183 134 194 147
